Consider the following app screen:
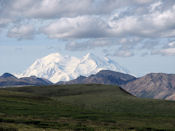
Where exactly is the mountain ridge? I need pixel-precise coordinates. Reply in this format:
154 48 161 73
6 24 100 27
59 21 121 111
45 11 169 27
1 70 175 100
57 70 175 100
57 70 136 85
121 72 175 100
0 72 52 87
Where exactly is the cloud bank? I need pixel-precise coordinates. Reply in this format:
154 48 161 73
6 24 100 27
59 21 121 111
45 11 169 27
1 0 175 56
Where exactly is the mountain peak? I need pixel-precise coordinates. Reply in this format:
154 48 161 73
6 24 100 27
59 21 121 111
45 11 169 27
83 53 97 60
18 53 129 83
1 73 16 78
82 53 106 65
28 52 67 68
47 52 61 57
85 53 95 57
44 52 62 59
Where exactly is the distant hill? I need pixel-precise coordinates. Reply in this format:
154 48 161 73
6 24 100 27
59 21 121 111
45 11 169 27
57 70 136 85
58 70 175 101
2 70 175 101
121 73 175 100
0 73 52 87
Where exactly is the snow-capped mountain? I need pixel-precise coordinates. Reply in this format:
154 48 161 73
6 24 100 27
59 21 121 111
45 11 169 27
16 53 129 83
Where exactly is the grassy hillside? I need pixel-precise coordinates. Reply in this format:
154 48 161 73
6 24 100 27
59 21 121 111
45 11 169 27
0 84 175 130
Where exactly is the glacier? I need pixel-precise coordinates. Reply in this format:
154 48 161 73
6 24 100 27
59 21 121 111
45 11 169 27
16 53 129 83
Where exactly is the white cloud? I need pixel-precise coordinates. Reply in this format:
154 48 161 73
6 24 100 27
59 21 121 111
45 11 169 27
0 18 12 26
1 0 157 19
0 0 175 57
160 48 175 56
152 48 175 56
168 41 175 47
40 16 109 39
65 37 142 51
7 25 35 40
66 39 112 51
39 3 175 40
109 16 141 36
23 0 93 18
109 4 175 38
113 50 134 57
134 0 154 4
151 5 175 30
0 0 128 19
0 18 12 33
150 1 162 12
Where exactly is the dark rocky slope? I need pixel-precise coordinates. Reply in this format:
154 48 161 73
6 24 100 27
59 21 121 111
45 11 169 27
57 70 136 85
121 73 175 100
0 73 52 87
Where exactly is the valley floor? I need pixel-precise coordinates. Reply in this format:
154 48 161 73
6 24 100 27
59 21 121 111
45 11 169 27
0 84 175 131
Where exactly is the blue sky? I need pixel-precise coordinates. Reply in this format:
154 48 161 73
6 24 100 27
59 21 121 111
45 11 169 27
0 0 175 76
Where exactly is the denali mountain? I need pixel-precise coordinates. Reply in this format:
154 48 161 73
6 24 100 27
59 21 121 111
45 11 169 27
0 73 52 87
16 53 129 83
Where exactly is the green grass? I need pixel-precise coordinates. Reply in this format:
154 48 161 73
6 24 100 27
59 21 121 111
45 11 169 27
0 84 175 130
